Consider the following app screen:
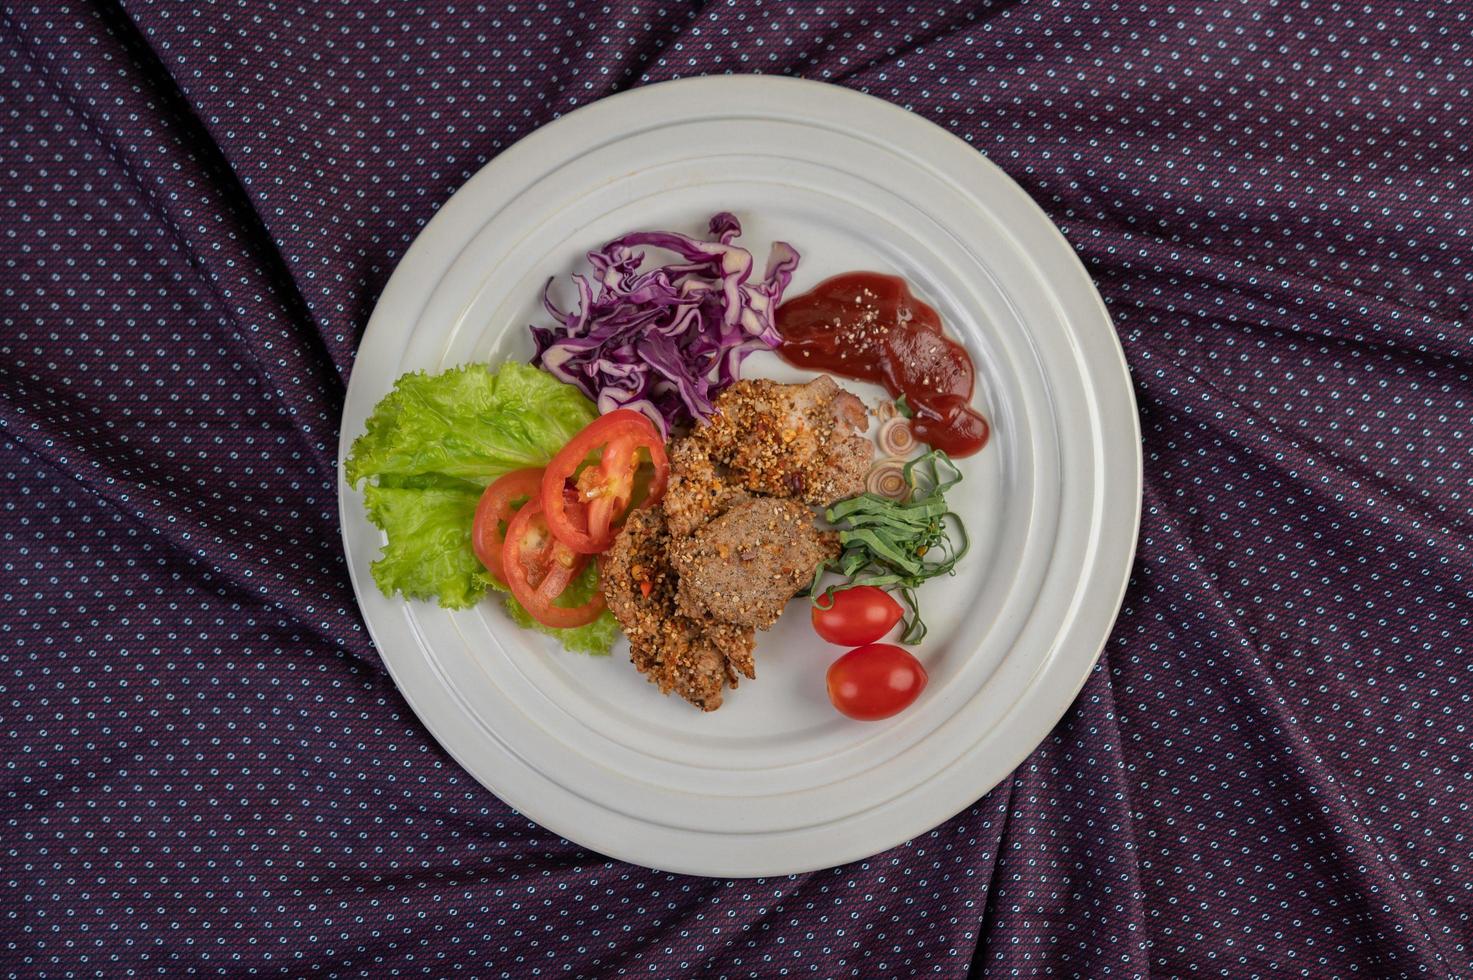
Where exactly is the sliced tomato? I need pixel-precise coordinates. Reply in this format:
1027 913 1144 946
501 496 606 629
472 467 546 584
542 409 669 554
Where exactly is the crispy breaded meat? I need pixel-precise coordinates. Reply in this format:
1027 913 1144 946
671 498 839 630
662 438 750 542
601 506 755 712
603 375 872 711
664 376 872 537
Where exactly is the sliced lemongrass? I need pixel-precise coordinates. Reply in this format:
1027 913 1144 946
877 416 917 457
866 458 910 500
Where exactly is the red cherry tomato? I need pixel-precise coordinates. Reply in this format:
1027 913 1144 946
542 409 669 554
811 586 904 645
826 643 928 720
471 467 546 584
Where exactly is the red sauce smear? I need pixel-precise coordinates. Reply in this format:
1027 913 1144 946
775 272 989 457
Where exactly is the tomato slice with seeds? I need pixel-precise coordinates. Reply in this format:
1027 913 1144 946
541 409 669 554
471 467 545 585
500 496 606 629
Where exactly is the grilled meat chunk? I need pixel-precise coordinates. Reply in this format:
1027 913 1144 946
602 376 872 711
601 506 755 711
663 438 750 541
664 376 872 537
671 498 838 629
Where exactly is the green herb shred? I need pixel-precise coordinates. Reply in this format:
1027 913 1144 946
809 449 969 643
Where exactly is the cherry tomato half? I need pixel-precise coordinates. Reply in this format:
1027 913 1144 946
542 409 669 554
472 467 546 584
501 497 606 629
826 643 928 721
811 586 904 645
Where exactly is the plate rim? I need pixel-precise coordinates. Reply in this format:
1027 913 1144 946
337 75 1142 877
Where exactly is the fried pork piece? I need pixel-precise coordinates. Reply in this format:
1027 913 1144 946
605 376 872 710
671 497 839 629
664 376 873 537
601 506 755 711
662 439 749 541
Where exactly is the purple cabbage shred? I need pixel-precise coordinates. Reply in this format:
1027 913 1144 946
531 213 799 437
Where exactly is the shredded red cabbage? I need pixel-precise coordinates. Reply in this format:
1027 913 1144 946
531 213 799 437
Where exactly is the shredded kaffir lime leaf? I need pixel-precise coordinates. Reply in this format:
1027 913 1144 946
809 449 968 643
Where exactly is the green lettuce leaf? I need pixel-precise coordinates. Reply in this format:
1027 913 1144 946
346 363 618 654
345 360 597 487
362 475 490 610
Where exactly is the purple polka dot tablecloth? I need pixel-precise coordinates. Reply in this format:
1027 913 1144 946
3 0 1471 976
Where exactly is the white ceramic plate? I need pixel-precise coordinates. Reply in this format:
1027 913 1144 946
337 76 1141 877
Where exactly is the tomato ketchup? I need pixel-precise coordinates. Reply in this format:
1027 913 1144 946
774 272 989 457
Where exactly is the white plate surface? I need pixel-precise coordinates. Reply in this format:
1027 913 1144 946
337 76 1141 877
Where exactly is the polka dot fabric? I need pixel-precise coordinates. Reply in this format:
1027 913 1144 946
2 0 1470 975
